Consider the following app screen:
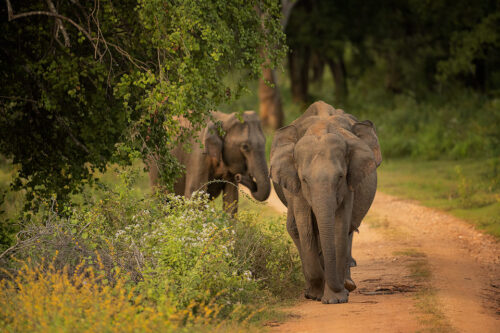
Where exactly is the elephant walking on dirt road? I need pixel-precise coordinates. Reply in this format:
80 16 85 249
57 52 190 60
270 101 382 304
149 111 271 215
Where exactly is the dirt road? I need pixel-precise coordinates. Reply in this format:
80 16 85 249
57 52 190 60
262 189 500 332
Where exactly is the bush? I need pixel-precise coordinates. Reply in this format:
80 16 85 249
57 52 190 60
347 88 500 160
0 169 302 330
0 260 183 332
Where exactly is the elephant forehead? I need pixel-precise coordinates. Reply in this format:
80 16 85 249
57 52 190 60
226 122 265 148
295 133 347 158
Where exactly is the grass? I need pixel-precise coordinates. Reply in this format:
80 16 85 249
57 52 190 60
378 158 500 238
393 249 427 258
364 214 408 241
414 289 455 333
393 248 454 332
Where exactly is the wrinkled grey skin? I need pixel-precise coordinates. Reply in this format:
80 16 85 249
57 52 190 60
270 101 382 304
149 111 271 215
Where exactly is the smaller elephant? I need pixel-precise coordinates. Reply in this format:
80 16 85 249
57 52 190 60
149 111 271 215
270 101 382 304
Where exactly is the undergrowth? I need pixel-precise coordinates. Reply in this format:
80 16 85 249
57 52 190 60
0 168 302 332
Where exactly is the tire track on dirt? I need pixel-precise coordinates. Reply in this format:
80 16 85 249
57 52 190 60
262 189 499 332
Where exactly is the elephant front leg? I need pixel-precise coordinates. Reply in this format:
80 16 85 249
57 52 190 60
223 181 238 216
293 197 324 301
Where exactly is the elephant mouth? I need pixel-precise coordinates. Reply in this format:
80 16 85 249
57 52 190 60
234 173 257 192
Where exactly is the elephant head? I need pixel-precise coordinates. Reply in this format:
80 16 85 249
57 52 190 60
270 109 381 303
203 111 271 201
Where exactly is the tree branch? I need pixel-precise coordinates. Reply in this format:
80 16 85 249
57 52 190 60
5 0 98 55
45 0 70 47
5 0 148 70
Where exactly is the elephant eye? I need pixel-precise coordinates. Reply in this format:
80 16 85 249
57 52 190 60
241 143 250 152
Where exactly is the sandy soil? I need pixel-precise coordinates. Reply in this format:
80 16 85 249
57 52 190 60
261 188 500 333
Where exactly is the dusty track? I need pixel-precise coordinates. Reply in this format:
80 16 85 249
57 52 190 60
261 189 499 332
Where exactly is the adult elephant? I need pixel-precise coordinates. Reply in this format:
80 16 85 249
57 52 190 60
149 111 271 215
270 101 382 304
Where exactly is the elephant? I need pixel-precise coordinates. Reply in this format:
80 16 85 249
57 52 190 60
149 111 271 215
270 101 382 304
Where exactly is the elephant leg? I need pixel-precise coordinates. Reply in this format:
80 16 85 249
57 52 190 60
174 174 186 196
184 161 209 198
286 203 301 253
223 181 238 216
207 182 224 200
344 232 357 292
312 214 325 271
293 197 324 301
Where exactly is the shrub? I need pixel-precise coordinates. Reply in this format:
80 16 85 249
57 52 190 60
0 257 222 332
347 85 500 160
0 170 301 329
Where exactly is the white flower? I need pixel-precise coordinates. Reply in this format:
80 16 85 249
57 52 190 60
243 270 252 280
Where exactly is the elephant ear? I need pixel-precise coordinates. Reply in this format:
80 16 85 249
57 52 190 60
352 120 382 167
270 125 300 193
202 121 223 160
347 137 377 191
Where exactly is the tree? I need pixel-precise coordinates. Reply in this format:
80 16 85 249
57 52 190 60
285 0 350 106
258 0 296 130
0 0 285 206
285 0 500 103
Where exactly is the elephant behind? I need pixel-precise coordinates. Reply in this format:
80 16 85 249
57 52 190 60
270 101 382 304
149 111 271 214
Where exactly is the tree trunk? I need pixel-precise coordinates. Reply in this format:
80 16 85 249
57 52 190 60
310 52 325 87
259 65 284 129
327 57 348 106
289 47 310 105
384 52 402 93
257 0 298 130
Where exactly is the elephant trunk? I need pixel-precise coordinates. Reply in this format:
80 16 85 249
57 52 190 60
313 195 347 294
246 150 271 201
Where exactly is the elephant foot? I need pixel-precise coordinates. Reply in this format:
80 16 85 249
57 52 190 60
344 278 357 292
304 288 323 301
322 286 349 304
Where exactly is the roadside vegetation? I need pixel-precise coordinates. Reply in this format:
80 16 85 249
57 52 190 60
378 159 500 237
0 165 301 332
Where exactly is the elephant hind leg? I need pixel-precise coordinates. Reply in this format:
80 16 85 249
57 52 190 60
344 232 357 292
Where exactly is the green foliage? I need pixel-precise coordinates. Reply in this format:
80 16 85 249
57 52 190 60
285 0 500 103
347 87 500 160
438 10 500 84
454 166 476 208
0 0 285 206
1 167 302 323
